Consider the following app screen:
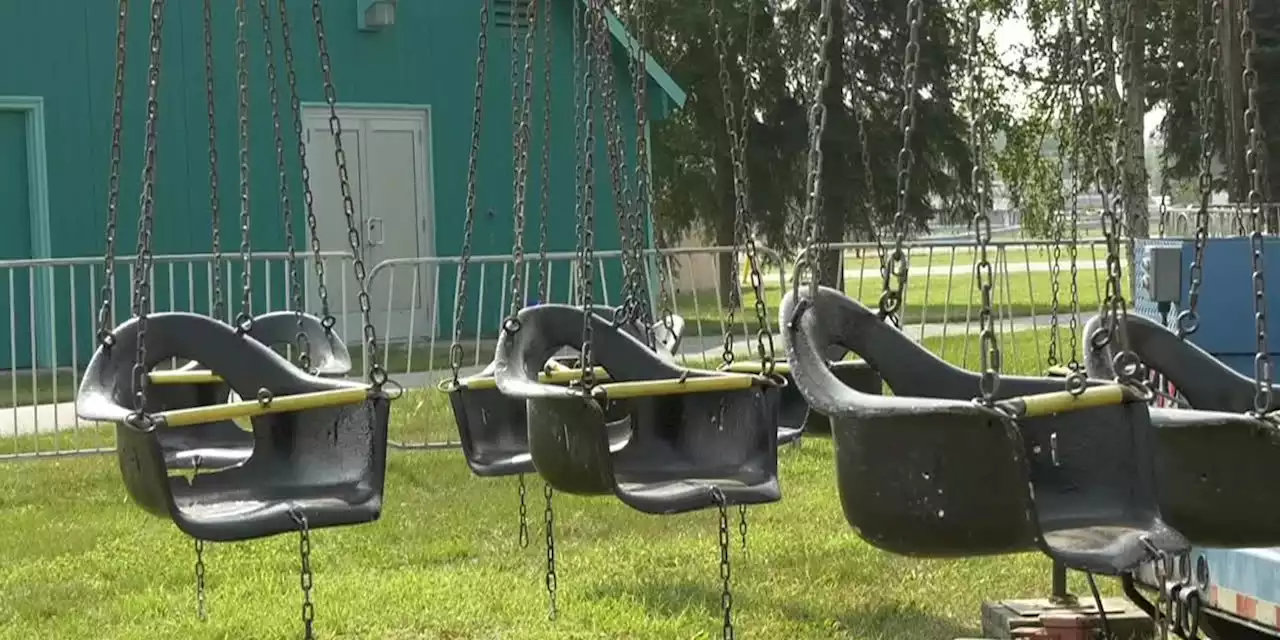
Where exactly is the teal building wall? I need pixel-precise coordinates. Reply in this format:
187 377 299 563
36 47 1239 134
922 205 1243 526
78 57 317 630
0 0 683 370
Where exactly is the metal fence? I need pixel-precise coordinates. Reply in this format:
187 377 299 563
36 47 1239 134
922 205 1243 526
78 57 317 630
0 240 1113 460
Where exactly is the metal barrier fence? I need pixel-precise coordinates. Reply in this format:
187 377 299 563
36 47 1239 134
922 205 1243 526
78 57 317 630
0 240 1112 460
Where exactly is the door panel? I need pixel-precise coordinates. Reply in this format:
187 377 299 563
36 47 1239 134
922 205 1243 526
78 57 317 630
365 123 423 315
303 122 365 334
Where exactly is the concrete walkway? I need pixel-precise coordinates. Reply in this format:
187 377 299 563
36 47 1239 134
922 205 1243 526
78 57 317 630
0 314 1057 440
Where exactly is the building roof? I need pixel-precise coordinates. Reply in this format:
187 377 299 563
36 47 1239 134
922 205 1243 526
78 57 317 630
576 1 687 119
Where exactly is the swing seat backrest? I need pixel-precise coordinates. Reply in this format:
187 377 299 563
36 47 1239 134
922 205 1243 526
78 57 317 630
77 312 389 543
142 311 354 472
784 286 1188 573
448 306 686 478
494 304 781 514
1084 312 1280 547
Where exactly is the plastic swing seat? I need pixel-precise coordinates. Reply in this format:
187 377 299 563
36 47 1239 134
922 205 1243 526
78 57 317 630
141 311 354 472
722 355 882 442
76 312 389 542
783 286 1188 575
492 304 784 514
445 305 685 478
1083 312 1280 548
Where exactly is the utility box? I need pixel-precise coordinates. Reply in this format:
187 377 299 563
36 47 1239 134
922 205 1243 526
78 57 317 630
1140 245 1184 304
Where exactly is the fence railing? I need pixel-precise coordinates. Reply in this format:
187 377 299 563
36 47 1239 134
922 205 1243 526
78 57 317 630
0 240 1114 459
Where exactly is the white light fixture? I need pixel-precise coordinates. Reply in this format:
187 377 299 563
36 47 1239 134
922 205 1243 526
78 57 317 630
357 0 397 31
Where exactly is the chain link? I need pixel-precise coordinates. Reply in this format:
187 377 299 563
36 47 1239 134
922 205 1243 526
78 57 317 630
312 0 385 388
193 456 207 621
591 7 645 333
877 0 924 326
507 0 539 325
626 0 657 339
1064 3 1084 381
537 0 554 303
201 0 225 324
967 1 999 402
451 0 490 384
1179 0 1223 338
289 507 316 639
544 483 558 620
256 0 310 370
794 0 835 304
518 474 530 548
1240 0 1272 414
578 0 604 389
277 0 333 330
129 0 167 416
1090 0 1141 384
710 488 734 640
234 0 255 331
98 0 130 347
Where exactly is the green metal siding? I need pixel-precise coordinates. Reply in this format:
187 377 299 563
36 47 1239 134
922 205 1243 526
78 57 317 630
0 0 662 366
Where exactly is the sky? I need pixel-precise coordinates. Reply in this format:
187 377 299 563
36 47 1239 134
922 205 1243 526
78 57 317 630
992 16 1165 143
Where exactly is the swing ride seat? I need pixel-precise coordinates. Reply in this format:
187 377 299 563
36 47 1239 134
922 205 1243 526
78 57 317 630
142 311 354 472
783 285 1188 575
76 312 389 543
445 306 687 477
1083 312 1280 547
492 303 783 514
722 357 883 441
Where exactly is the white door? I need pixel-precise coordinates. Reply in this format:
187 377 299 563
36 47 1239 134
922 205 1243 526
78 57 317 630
303 107 435 352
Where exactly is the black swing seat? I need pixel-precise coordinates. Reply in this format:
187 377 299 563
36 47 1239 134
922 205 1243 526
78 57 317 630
491 304 783 514
724 354 883 443
446 306 685 478
782 286 1188 575
142 310 353 472
76 312 389 543
1084 312 1280 548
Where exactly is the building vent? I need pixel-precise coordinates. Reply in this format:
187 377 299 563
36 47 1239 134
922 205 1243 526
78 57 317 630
493 0 535 32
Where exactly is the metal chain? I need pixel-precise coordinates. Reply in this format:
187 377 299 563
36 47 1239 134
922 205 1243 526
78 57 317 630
738 505 748 550
795 0 835 303
312 0 385 388
517 474 530 548
129 0 166 417
877 0 924 326
1179 0 1223 338
967 1 1000 402
712 488 734 640
289 507 316 640
711 0 772 370
201 0 225 324
1092 0 1141 383
627 0 658 336
257 0 310 370
507 0 539 324
193 456 207 621
578 0 604 389
451 0 490 384
97 0 130 347
1048 11 1069 369
591 8 644 331
537 0 554 303
571 0 585 309
544 483 558 620
846 16 886 277
234 0 255 332
1240 0 1272 414
1065 0 1085 380
277 0 333 331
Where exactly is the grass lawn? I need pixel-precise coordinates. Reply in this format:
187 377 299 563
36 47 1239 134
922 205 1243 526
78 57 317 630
0 327 1129 639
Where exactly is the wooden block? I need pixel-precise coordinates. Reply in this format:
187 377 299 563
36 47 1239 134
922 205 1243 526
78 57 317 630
980 598 1154 639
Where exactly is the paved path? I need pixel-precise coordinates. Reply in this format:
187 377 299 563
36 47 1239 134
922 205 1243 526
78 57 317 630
0 314 1057 441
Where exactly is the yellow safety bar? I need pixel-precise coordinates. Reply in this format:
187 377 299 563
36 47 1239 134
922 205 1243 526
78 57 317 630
149 370 224 385
158 386 371 428
721 361 791 376
997 384 1129 419
453 366 612 391
593 373 758 400
1044 365 1073 378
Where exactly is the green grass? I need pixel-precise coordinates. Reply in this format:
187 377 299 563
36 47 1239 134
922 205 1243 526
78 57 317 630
0 328 1125 639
